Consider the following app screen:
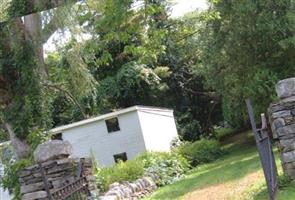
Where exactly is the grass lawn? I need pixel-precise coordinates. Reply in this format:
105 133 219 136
145 130 295 200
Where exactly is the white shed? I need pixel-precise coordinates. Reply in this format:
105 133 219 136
50 106 179 166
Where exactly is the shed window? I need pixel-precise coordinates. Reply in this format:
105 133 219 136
51 133 63 140
105 117 120 133
113 152 128 163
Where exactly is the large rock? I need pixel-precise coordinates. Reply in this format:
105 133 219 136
282 150 295 163
276 78 295 99
34 140 72 163
20 182 44 194
22 191 47 200
279 139 295 152
277 124 295 137
99 195 118 200
271 110 291 119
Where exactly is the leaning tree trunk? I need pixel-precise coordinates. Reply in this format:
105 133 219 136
3 123 30 159
1 14 47 159
1 0 77 159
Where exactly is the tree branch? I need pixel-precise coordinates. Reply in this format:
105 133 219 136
184 88 218 98
43 82 87 118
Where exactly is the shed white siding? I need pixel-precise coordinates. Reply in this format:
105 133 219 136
50 106 179 166
137 109 178 152
62 112 146 166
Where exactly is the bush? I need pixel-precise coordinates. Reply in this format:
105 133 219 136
95 159 144 192
136 152 189 186
178 139 223 167
95 151 189 192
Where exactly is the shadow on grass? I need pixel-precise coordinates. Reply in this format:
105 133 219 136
147 146 261 200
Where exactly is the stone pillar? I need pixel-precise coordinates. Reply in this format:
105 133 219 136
268 77 295 179
19 140 97 200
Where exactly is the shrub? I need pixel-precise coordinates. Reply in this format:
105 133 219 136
178 139 223 167
136 152 189 186
95 159 144 192
95 151 189 192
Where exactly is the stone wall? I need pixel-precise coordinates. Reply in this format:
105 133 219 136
99 173 160 200
19 140 97 200
268 78 295 179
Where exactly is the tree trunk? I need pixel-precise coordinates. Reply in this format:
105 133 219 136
24 13 48 78
0 14 46 160
0 1 74 160
3 123 29 159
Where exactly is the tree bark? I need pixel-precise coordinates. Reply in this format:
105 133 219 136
3 123 29 159
24 13 48 78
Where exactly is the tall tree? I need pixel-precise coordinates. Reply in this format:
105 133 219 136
0 0 83 158
59 0 221 141
200 0 295 127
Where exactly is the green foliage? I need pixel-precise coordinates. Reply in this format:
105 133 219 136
97 62 161 109
177 139 223 167
214 127 237 141
1 159 32 200
94 151 189 192
71 1 222 141
137 152 189 186
1 28 51 140
200 0 295 127
0 130 48 197
155 13 222 138
0 128 9 142
7 0 31 18
145 131 262 200
0 144 15 165
176 112 202 142
278 174 292 189
26 129 50 156
0 0 10 22
95 159 144 192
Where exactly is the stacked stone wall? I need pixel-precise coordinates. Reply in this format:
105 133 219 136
19 157 77 200
268 78 295 179
99 173 160 200
19 140 97 200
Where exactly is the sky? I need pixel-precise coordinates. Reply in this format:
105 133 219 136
171 0 208 17
44 0 208 53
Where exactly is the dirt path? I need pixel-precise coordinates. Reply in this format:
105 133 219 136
183 170 264 200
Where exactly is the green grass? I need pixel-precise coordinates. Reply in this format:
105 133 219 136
145 130 295 200
214 127 237 141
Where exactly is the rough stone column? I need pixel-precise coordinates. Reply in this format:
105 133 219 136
19 140 98 200
268 77 295 179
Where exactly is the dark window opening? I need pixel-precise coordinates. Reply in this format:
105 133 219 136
51 133 63 140
105 117 120 133
113 152 128 163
